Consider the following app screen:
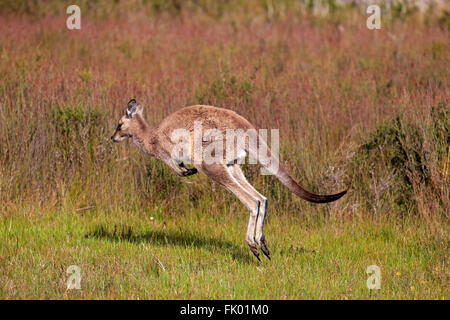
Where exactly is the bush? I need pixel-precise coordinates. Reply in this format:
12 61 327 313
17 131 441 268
345 102 449 215
48 104 103 167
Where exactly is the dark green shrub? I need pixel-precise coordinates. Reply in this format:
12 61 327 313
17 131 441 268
346 102 449 214
47 104 103 167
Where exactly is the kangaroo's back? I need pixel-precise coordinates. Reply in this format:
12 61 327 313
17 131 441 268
156 105 254 135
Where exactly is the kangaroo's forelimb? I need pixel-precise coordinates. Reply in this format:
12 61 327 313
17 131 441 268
179 162 198 177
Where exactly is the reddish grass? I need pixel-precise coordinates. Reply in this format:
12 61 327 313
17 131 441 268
0 8 448 216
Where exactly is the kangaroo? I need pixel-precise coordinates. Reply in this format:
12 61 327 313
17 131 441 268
111 99 347 260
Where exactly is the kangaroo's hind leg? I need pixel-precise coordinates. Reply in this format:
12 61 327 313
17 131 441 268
200 163 262 261
228 164 270 260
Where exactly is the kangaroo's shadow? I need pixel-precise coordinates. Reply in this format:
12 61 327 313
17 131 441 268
85 224 255 264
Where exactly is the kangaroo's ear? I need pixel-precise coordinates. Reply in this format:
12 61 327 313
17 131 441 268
126 99 137 118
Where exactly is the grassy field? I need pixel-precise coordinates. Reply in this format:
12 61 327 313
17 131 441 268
0 204 447 299
0 1 449 299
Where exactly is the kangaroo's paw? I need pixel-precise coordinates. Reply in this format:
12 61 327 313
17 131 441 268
182 167 198 176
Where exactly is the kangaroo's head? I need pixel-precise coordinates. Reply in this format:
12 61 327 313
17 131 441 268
110 99 144 142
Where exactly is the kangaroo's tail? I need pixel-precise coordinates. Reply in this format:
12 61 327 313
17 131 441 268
249 139 347 204
273 163 347 203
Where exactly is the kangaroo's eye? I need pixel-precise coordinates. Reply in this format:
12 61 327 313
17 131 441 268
117 123 122 130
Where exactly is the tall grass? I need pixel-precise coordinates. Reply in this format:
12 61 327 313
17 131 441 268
0 4 448 217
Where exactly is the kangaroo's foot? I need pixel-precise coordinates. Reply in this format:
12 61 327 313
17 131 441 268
248 243 261 261
256 236 271 260
246 237 261 261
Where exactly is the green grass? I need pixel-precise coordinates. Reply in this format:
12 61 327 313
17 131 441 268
1 203 447 299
